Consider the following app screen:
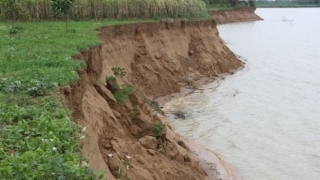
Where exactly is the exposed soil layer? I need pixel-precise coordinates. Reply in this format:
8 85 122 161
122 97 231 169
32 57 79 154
65 20 243 180
211 8 263 24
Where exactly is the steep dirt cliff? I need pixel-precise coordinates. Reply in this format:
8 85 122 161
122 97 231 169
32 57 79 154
211 8 262 24
65 20 243 180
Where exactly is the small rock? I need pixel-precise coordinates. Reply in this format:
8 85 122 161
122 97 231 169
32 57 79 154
154 53 162 59
184 154 191 162
104 143 112 149
138 49 147 55
112 110 121 118
139 136 158 150
130 125 142 136
105 47 112 53
147 149 156 156
158 149 164 153
177 140 187 149
129 93 141 106
173 111 186 119
166 143 178 160
95 85 117 104
108 154 122 177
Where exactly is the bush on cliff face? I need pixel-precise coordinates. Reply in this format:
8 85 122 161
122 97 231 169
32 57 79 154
106 68 135 104
111 67 126 78
152 121 165 137
114 85 135 104
106 76 120 94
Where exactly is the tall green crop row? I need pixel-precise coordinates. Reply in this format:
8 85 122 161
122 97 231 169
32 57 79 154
0 0 207 20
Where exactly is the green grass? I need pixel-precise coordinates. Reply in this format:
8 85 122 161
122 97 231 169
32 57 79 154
0 20 151 179
114 85 135 104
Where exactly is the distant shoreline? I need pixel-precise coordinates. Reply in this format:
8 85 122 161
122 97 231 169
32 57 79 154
257 6 320 8
256 4 320 8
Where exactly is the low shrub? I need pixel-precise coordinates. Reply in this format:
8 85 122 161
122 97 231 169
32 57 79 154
114 85 135 104
111 67 126 78
106 76 120 93
152 121 165 137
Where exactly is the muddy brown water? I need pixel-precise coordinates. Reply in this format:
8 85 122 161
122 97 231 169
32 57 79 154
166 8 320 180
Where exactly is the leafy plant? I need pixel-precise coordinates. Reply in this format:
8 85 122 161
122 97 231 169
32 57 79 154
0 98 99 179
106 76 120 93
111 67 126 78
106 68 135 104
114 85 135 104
152 121 165 137
0 79 58 97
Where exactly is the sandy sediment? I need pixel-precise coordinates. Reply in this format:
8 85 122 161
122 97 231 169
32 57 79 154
65 9 261 180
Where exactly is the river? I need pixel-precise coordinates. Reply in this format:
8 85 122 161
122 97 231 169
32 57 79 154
166 8 320 180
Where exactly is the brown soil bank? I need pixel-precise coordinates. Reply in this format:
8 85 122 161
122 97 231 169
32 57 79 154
211 8 263 24
65 20 243 180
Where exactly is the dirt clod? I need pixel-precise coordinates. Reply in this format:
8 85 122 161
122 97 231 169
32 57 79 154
139 136 158 150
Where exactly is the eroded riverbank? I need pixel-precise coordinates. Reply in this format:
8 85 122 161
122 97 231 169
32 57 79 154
66 9 262 180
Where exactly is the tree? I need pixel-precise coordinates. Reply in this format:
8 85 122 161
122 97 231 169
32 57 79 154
249 0 255 7
228 0 238 6
51 0 75 32
0 0 27 28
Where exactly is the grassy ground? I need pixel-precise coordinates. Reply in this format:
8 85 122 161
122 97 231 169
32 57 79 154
0 20 151 179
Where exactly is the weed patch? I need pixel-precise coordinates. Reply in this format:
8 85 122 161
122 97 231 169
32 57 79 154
114 85 135 104
152 121 165 137
111 66 126 78
0 97 97 179
106 67 135 104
